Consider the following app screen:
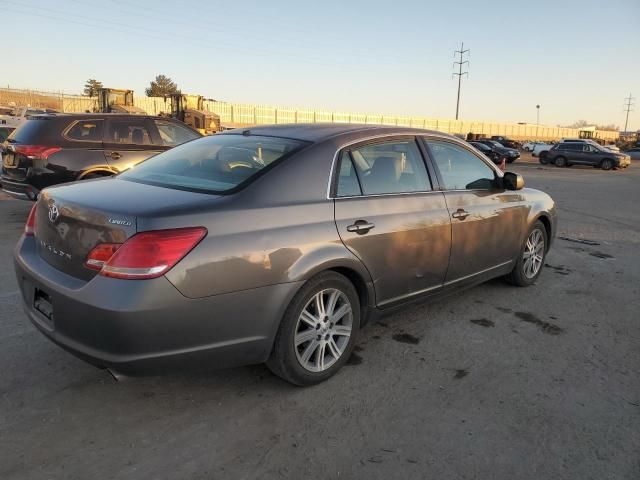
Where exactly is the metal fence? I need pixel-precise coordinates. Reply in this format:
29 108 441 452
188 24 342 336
0 87 620 141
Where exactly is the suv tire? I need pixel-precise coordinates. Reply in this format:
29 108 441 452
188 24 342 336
600 158 614 170
555 156 567 168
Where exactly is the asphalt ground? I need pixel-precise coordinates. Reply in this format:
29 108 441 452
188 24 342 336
1 159 638 479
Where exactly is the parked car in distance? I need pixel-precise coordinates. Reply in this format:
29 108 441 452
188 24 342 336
469 141 502 163
490 136 521 149
532 142 553 158
545 142 630 169
1 113 202 199
523 141 547 152
15 124 557 386
623 147 640 159
476 139 520 163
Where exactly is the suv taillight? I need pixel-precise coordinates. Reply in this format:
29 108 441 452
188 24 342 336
85 227 207 279
25 203 37 236
14 145 61 160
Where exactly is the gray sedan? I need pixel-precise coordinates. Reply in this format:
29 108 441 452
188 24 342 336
14 124 556 385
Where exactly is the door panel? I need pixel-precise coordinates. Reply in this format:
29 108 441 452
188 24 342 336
443 190 527 282
335 194 451 306
424 138 527 283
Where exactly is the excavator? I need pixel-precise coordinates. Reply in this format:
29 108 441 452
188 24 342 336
165 93 221 135
96 88 146 114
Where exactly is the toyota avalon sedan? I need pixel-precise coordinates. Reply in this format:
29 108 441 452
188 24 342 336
15 124 556 385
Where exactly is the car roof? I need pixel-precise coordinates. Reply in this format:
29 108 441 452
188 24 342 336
28 113 168 121
220 123 446 142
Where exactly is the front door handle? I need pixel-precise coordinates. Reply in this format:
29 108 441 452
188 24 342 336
347 220 375 235
451 209 470 220
110 151 122 160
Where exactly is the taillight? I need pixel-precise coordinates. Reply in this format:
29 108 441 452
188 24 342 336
85 243 122 270
14 145 61 160
85 227 207 279
25 203 37 236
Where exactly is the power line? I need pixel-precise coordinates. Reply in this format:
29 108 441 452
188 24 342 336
623 93 634 132
452 42 469 120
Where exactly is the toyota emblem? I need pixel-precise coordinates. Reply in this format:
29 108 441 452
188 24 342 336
48 203 59 223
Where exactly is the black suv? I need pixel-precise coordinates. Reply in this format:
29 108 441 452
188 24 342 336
1 114 201 199
476 139 520 163
469 141 502 163
545 142 631 170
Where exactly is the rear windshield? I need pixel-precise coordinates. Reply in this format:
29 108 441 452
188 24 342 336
119 134 308 194
5 119 52 143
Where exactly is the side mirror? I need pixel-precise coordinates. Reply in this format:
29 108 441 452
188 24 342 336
503 172 524 190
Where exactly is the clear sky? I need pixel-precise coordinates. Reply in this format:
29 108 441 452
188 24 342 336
3 0 639 129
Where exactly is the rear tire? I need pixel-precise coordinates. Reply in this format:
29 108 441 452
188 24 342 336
555 156 567 167
505 220 547 287
267 272 360 386
539 152 549 164
600 158 613 170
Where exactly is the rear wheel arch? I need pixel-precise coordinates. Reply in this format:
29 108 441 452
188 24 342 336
327 266 372 325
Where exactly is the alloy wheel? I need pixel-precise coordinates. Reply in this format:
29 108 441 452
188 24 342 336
294 288 353 372
522 229 545 279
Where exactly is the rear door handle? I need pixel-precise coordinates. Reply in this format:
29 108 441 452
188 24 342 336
347 220 375 235
110 151 122 160
451 209 470 220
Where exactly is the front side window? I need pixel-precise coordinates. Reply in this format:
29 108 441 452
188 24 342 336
65 120 104 142
155 120 200 146
119 134 307 194
107 120 152 145
345 139 431 195
427 140 496 190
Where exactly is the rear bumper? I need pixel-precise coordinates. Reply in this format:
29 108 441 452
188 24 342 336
1 176 38 200
14 235 302 373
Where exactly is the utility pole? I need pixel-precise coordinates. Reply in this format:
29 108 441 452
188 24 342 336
623 93 634 132
453 42 469 120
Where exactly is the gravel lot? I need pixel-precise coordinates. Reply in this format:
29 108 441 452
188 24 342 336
1 160 639 480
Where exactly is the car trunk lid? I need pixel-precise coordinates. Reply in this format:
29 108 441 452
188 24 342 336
33 177 221 281
35 189 137 281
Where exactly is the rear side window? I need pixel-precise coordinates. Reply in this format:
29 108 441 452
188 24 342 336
107 120 152 145
65 120 104 142
154 120 200 146
427 140 496 190
119 134 307 194
346 140 431 195
560 143 582 151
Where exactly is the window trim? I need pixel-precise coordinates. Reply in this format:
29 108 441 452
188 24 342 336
419 136 504 193
328 135 435 199
62 119 105 144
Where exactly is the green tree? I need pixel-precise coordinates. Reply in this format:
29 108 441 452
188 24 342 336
145 74 179 97
83 79 103 97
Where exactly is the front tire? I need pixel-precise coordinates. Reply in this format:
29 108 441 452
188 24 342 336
267 272 360 386
555 156 567 167
600 158 613 170
505 220 547 287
